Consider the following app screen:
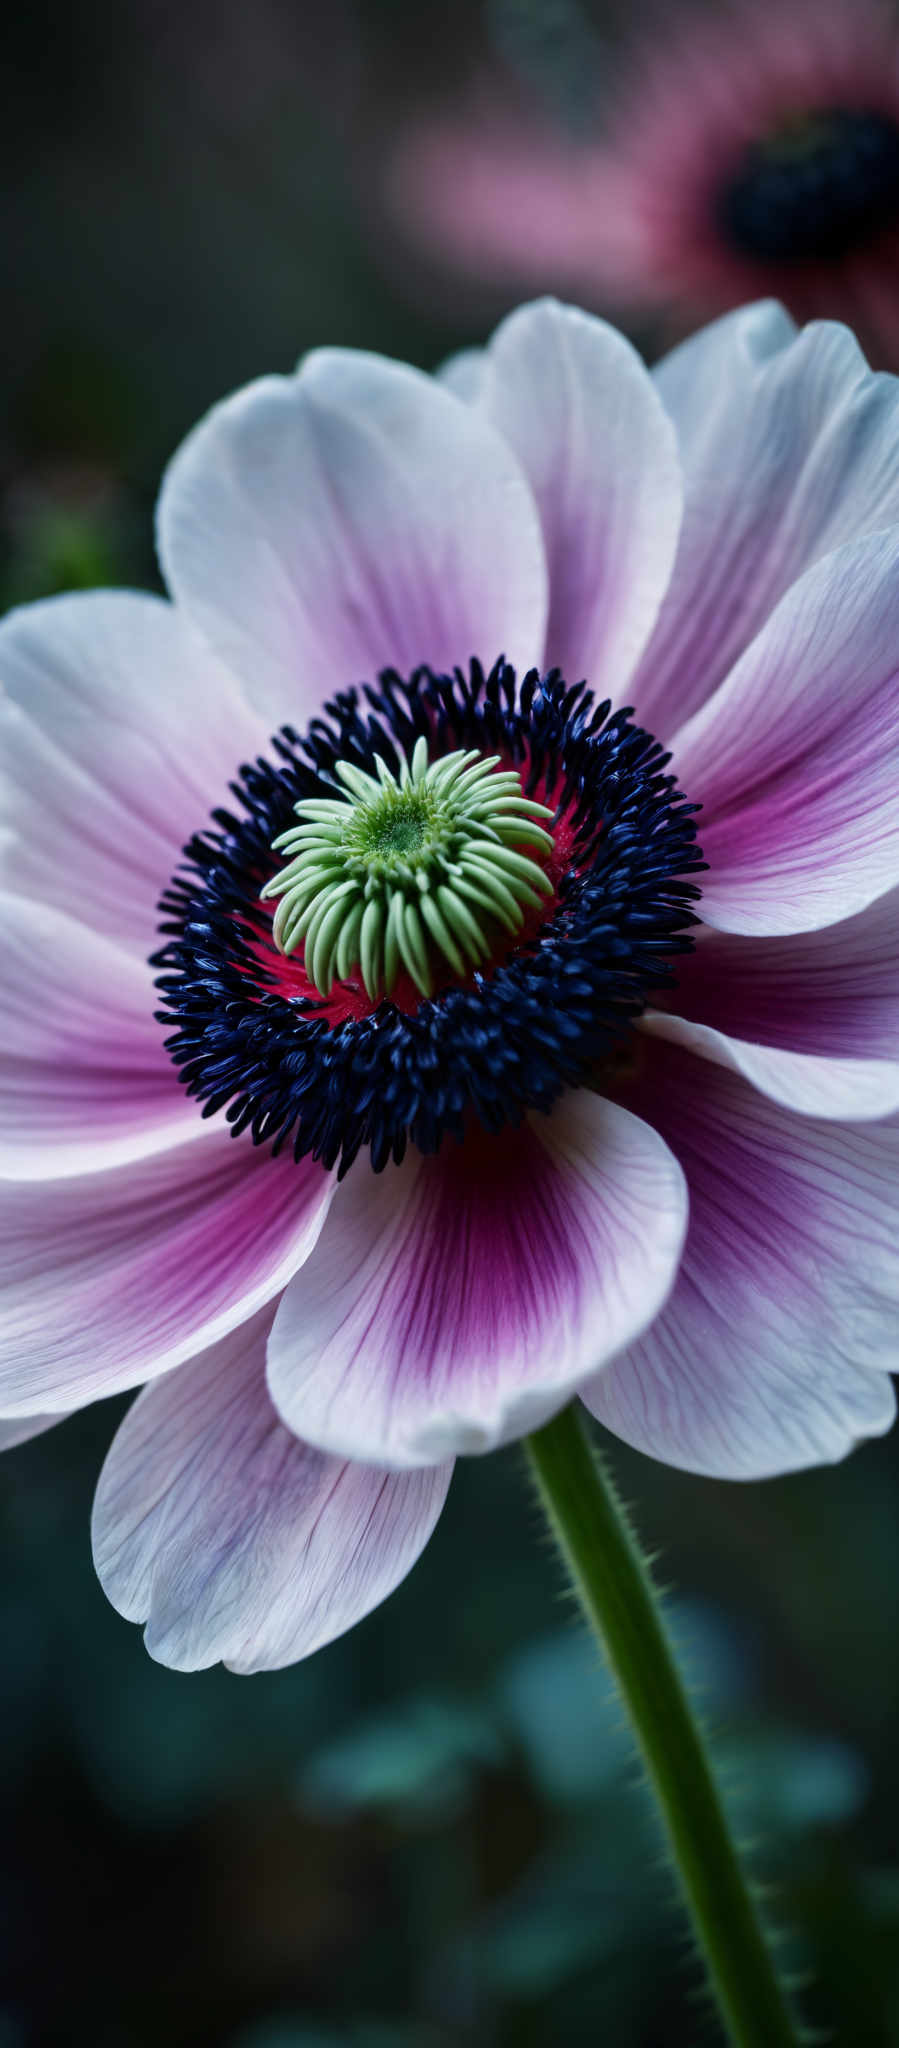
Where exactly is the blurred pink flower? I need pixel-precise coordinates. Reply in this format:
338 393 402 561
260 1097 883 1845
382 2 899 363
3 297 899 1670
378 77 616 310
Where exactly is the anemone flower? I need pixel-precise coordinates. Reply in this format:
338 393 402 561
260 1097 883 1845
3 296 899 1676
381 0 899 367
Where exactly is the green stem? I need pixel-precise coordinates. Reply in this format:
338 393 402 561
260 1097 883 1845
525 1404 801 2048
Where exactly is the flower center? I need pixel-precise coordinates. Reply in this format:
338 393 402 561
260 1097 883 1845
260 735 555 1000
154 658 704 1175
716 106 899 263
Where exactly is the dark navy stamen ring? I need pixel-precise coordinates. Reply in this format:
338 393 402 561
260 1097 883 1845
153 658 705 1177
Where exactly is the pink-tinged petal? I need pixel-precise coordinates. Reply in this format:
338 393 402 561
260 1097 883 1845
92 1309 452 1674
640 1010 899 1122
0 1412 64 1451
635 304 899 737
0 1130 335 1418
157 352 548 730
0 894 198 1180
0 592 266 950
661 893 899 1063
672 529 899 934
582 1040 899 1478
267 1090 687 1468
465 299 682 704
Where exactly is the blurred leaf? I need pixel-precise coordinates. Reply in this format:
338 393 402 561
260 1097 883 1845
0 459 147 609
718 1728 868 1840
297 1696 505 1823
426 1805 672 2042
468 1815 662 1996
496 1627 629 1802
497 1598 753 1806
862 1867 899 1920
2 504 120 604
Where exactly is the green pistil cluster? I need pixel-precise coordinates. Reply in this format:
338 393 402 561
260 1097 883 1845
262 735 556 1000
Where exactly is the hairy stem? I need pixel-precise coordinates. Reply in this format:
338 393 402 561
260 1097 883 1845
525 1404 802 2048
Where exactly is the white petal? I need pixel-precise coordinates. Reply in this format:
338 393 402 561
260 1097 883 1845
438 347 488 401
463 298 682 703
0 590 266 950
92 1308 452 1673
0 1411 64 1450
640 1009 899 1121
636 303 899 737
157 351 549 728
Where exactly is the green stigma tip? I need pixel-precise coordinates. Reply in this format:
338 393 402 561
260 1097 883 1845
261 742 556 1001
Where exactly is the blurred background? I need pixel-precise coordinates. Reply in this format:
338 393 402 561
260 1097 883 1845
4 1 899 2042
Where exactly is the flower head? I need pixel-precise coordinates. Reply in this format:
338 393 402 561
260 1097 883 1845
381 1 899 366
590 0 899 360
3 296 899 1671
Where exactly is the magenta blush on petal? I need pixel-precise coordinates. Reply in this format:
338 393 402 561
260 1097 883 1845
265 1089 687 1469
0 1131 335 1419
656 893 899 1065
0 894 203 1180
583 1037 899 1479
671 529 899 934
